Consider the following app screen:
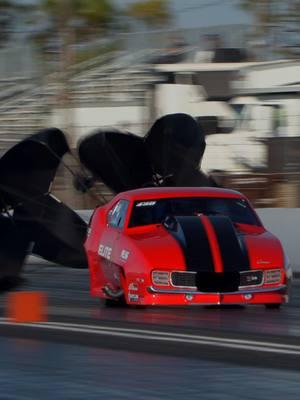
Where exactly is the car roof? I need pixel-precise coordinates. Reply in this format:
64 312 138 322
115 187 245 201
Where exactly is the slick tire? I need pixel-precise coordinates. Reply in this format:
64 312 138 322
104 296 128 308
265 303 281 309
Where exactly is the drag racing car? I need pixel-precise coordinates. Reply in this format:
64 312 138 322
85 187 292 308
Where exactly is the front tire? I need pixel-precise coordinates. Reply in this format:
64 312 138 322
265 303 281 309
104 297 128 307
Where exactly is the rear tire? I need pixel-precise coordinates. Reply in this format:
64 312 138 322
265 303 281 309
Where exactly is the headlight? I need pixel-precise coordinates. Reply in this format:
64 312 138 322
264 269 282 284
152 271 170 286
239 270 263 287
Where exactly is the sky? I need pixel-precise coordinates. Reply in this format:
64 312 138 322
174 0 252 29
15 0 253 34
115 0 252 29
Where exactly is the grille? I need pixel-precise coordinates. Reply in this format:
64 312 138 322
196 271 239 292
171 270 264 290
171 272 196 288
239 270 263 287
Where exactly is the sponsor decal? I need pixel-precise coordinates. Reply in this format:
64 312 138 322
120 249 130 261
128 282 138 291
98 244 112 260
136 201 156 207
128 293 139 302
245 275 259 283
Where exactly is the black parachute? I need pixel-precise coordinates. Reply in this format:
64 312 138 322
0 128 87 290
78 113 216 191
0 113 216 290
78 130 152 193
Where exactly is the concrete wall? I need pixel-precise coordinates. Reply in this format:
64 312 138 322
50 106 148 146
247 61 300 89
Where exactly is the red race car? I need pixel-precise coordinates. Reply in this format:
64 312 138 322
85 187 292 308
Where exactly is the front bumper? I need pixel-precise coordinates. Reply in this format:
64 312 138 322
144 284 288 306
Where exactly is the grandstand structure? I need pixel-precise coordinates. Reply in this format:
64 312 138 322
0 23 254 153
0 49 162 207
0 49 160 153
1 23 297 208
0 22 259 153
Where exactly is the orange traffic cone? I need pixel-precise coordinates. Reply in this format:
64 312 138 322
6 291 47 323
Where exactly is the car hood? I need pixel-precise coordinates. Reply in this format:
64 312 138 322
127 224 186 268
125 215 284 272
244 230 284 269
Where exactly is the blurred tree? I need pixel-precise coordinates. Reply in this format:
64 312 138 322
0 0 13 47
0 0 34 48
33 1 120 144
239 0 279 34
27 0 121 76
41 0 117 41
126 0 171 29
279 0 300 57
239 0 300 57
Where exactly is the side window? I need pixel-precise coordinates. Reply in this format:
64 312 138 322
108 200 129 229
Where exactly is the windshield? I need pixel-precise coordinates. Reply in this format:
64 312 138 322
129 197 261 228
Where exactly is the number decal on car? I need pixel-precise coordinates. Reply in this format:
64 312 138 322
136 201 156 207
120 249 130 261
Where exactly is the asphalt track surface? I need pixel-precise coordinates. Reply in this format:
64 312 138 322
0 264 300 399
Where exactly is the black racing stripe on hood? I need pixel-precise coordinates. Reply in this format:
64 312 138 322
165 216 214 272
208 216 249 272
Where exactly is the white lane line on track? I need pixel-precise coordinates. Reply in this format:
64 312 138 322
34 321 300 351
0 319 300 356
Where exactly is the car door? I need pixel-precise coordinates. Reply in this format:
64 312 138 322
98 202 120 257
99 199 129 288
